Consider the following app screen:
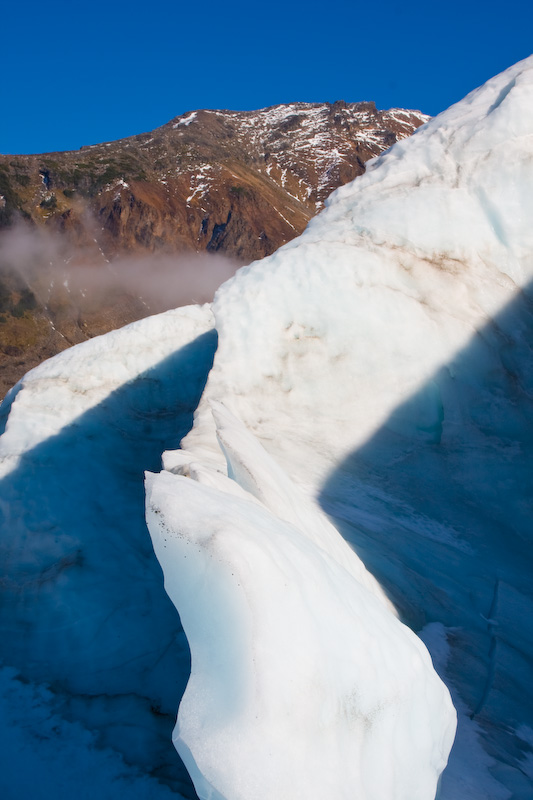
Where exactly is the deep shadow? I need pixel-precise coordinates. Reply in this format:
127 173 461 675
0 380 22 436
0 329 217 798
319 283 533 796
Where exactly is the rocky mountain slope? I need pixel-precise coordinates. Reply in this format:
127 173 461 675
0 102 428 395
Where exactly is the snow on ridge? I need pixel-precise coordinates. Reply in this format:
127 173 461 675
164 99 427 206
232 100 428 203
386 108 430 122
174 111 198 128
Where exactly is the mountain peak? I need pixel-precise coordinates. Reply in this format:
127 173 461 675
0 100 428 395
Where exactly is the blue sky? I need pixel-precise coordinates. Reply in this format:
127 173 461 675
2 0 532 155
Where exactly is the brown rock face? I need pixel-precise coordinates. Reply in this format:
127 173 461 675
0 101 428 397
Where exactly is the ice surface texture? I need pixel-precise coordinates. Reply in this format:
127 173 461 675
146 404 455 800
0 306 217 798
152 57 533 799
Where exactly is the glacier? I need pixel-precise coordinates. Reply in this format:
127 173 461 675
2 56 533 799
0 306 217 798
146 404 455 800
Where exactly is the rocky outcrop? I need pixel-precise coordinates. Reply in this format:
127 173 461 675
0 102 428 259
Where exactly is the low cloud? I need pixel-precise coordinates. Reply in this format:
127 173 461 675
0 221 241 314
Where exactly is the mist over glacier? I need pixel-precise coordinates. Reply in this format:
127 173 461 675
2 57 533 799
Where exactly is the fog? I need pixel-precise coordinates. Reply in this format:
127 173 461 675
0 221 241 314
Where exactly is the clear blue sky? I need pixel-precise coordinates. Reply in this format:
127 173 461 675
2 0 532 155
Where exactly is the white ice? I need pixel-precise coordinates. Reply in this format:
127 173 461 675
146 405 456 800
0 305 217 798
162 56 533 799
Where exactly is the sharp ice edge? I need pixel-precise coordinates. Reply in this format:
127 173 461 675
146 403 455 800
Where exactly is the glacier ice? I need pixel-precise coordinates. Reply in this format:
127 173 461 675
152 57 533 799
2 56 533 800
185 53 533 478
146 405 456 800
0 305 217 798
